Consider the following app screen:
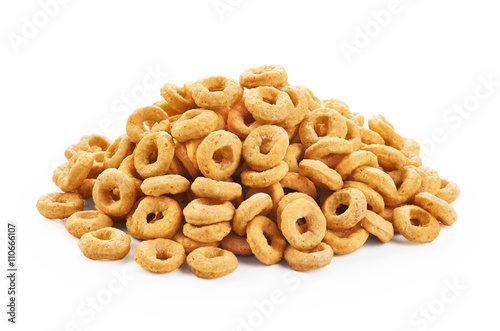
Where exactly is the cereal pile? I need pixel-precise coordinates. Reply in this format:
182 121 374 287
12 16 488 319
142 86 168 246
36 65 460 278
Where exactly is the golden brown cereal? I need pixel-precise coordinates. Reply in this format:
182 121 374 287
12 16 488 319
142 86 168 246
160 83 196 113
154 99 180 117
384 166 422 206
185 138 204 171
304 137 353 160
240 161 289 188
172 230 219 254
171 109 219 142
126 105 168 143
65 210 113 238
191 177 242 201
334 151 378 180
183 198 235 226
75 178 96 200
435 178 460 204
351 166 398 198
77 134 111 153
183 221 232 243
414 166 441 196
134 132 175 178
134 239 186 273
53 151 93 192
299 108 347 147
403 138 421 155
233 193 273 236
296 86 322 111
87 152 107 179
239 65 288 88
321 188 367 231
360 210 394 242
323 224 369 255
187 247 238 279
413 192 457 226
283 143 306 173
344 118 362 151
175 142 201 179
226 100 263 139
362 144 407 171
322 98 354 120
393 205 440 243
246 183 284 220
359 127 385 145
36 192 84 219
140 175 190 196
220 231 253 256
246 216 286 265
151 119 171 134
298 159 343 191
191 76 243 109
279 172 318 199
244 87 294 124
276 192 317 230
243 125 289 171
78 227 131 260
368 114 406 150
278 85 309 128
93 168 137 217
284 243 333 271
352 112 365 126
118 155 144 197
342 181 385 214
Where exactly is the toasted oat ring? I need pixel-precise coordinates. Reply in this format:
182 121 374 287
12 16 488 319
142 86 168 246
220 231 253 256
183 198 235 226
154 99 180 117
304 137 354 160
276 192 317 230
75 178 96 200
244 87 294 124
171 109 219 142
36 192 84 219
151 119 171 134
359 127 385 145
384 166 422 206
233 193 273 236
281 199 326 250
283 143 306 173
322 99 354 120
160 83 196 113
93 168 137 217
140 175 190 196
298 159 343 191
277 86 309 128
299 108 348 147
134 132 175 178
134 239 186 273
413 192 457 226
118 155 144 197
191 177 242 201
187 247 238 278
402 150 423 167
87 152 107 179
246 183 284 221
191 76 243 109
435 178 460 203
246 216 286 265
239 65 288 88
334 151 378 180
175 142 201 179
403 138 421 154
393 205 440 243
342 181 385 214
65 210 113 238
279 172 318 199
414 166 441 195
78 227 131 260
296 86 322 111
227 100 263 139
240 161 289 188
368 115 406 150
322 188 367 231
362 144 407 171
172 230 219 254
351 166 398 197
323 224 369 255
360 210 394 242
352 112 365 126
183 221 232 243
77 134 111 153
344 118 362 151
243 125 289 171
104 134 135 169
196 130 242 181
126 105 168 143
379 206 396 223
53 151 93 192
284 243 333 271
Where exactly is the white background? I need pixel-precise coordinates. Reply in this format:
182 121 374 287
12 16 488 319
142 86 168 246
1 0 499 330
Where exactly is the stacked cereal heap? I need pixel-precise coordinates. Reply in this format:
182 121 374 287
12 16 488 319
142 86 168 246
36 65 460 278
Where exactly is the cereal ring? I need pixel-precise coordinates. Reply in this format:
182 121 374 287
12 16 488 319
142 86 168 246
344 118 362 151
279 172 318 199
362 144 407 171
175 142 201 179
351 166 398 197
359 127 385 145
334 151 378 180
78 227 131 260
118 155 144 197
140 175 190 196
196 130 242 181
183 198 235 226
246 216 286 265
299 108 348 147
154 99 180 117
413 192 457 226
53 151 93 192
304 137 353 160
226 100 263 139
298 159 343 191
296 86 322 111
352 112 365 127
187 247 238 278
368 115 406 150
246 183 284 221
93 168 137 217
283 143 306 173
384 166 422 206
321 188 367 231
160 83 196 113
276 192 317 230
435 178 460 204
392 205 440 243
151 119 171 134
134 239 186 273
233 193 273 236
36 192 84 219
284 243 333 271
280 198 326 250
244 87 294 124
191 177 242 201
278 86 309 128
323 224 369 255
239 65 288 88
75 178 96 200
322 99 354 120
191 76 243 109
65 210 113 238
403 138 421 155
220 232 253 256
172 230 219 254
77 134 111 153
171 109 219 142
104 134 135 169
243 125 289 171
379 206 396 223
87 151 107 179
342 181 385 214
134 132 175 178
126 105 168 143
360 210 394 242
166 155 188 177
64 143 79 160
183 221 232 243
402 150 423 167
414 166 441 196
240 161 289 188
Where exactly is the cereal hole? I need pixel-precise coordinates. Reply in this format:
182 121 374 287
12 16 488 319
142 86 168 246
410 219 421 227
336 204 349 215
93 230 113 241
259 137 274 154
296 218 308 234
147 212 164 224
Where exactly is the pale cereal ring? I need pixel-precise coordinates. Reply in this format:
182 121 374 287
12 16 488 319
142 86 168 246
191 177 242 201
134 239 186 273
187 247 238 278
351 166 398 197
233 193 273 236
283 143 306 173
140 175 190 196
414 166 441 196
240 161 289 188
403 138 421 155
118 155 144 197
299 108 348 147
160 83 196 113
342 181 385 214
360 210 394 242
384 166 422 206
284 123 299 141
227 100 263 139
78 227 131 260
304 137 353 160
191 76 243 109
284 243 334 271
154 99 180 117
323 224 369 255
126 105 168 143
244 87 294 124
279 172 318 199
359 127 385 145
402 150 423 167
196 130 242 181
298 159 343 191
134 132 175 178
64 143 79 160
246 183 284 221
93 168 137 217
220 231 253 256
435 178 460 204
362 144 407 171
344 118 362 151
322 99 354 120
368 114 406 150
53 151 93 192
352 112 365 127
276 192 317 230
280 198 326 250
77 134 111 154
172 230 219 254
171 109 219 142
246 216 286 265
183 198 235 226
243 125 289 171
334 150 378 180
393 205 440 243
413 192 457 226
36 192 84 219
321 188 367 231
278 86 309 128
104 134 135 169
175 142 201 179
239 65 288 88
75 178 96 200
183 221 232 243
65 210 113 238
296 86 322 111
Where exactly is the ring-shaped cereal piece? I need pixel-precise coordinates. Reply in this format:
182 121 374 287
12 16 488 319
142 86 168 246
126 105 168 143
93 168 137 217
172 230 219 254
299 108 348 148
322 99 354 120
352 112 365 127
183 198 235 226
278 86 309 128
244 87 294 124
246 216 286 265
78 227 131 260
160 83 196 113
243 125 289 171
359 127 385 145
196 130 242 181
77 134 111 153
226 100 263 139
175 142 201 179
36 192 84 219
276 192 317 230
118 155 144 197
298 159 343 191
413 192 457 226
280 198 326 250
403 138 421 155
183 221 232 243
151 119 171 134
284 243 334 271
104 134 135 169
392 205 440 243
304 137 353 160
65 210 113 238
134 132 175 179
344 118 362 151
279 172 318 199
87 152 107 179
140 174 190 196
342 181 385 214
378 206 396 223
171 109 219 142
239 65 288 88
134 239 186 273
246 183 284 221
220 231 253 256
334 150 379 180
233 193 273 236
75 178 96 200
321 188 367 231
283 143 306 173
384 166 422 206
191 177 242 201
414 166 441 196
368 114 406 150
53 151 93 192
240 161 289 188
351 166 398 198
191 76 243 109
186 247 238 278
435 178 460 204
362 144 407 171
296 86 322 111
402 150 423 167
322 224 369 255
360 210 394 242
154 99 180 117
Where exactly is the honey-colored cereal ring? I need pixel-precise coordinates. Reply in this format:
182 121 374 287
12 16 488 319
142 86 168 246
304 137 354 160
244 87 294 124
435 178 460 204
378 206 396 223
172 230 219 254
279 172 318 199
166 155 188 177
186 247 238 279
78 227 131 260
362 144 407 171
64 143 79 160
344 118 362 151
77 134 111 153
151 119 171 134
403 138 421 155
226 100 263 139
126 105 168 143
191 177 242 201
118 155 144 197
334 150 378 180
413 192 457 226
53 151 93 192
134 132 175 178
175 142 201 179
276 192 317 230
360 210 394 242
104 134 135 169
239 65 288 88
160 83 196 113
283 143 306 173
392 205 440 243
243 125 289 171
196 130 242 181
351 166 398 197
298 159 343 191
171 109 219 142
87 152 107 179
296 86 322 111
191 76 243 109
352 112 365 127
402 150 423 167
368 114 406 150
278 86 309 128
359 127 385 145
246 183 284 221
154 99 180 117
384 166 422 206
220 231 253 256
75 178 96 200
342 181 385 214
414 166 441 196
246 216 287 265
280 198 326 250
323 224 369 255
183 198 235 226
93 168 137 217
185 138 204 171
36 192 84 219
140 174 190 196
134 239 186 273
240 161 289 188
299 108 348 147
284 243 334 271
65 210 113 238
183 221 232 243
233 193 273 236
322 99 354 120
321 188 367 230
